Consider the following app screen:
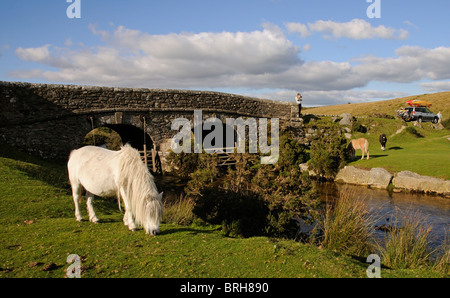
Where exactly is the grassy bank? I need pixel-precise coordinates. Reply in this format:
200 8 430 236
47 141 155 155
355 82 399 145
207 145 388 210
304 113 450 180
306 91 450 119
349 119 450 180
305 91 450 179
0 144 447 278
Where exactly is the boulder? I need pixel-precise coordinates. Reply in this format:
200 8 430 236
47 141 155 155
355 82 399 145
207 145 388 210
368 168 394 189
335 166 370 185
339 113 353 126
392 171 450 195
335 166 393 189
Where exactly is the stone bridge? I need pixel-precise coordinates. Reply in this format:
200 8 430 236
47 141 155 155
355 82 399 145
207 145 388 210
0 81 298 168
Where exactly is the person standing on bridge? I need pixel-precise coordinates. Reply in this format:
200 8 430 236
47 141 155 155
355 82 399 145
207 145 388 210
295 92 303 118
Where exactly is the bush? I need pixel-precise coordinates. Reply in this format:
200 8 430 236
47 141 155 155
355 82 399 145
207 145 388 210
308 128 349 179
186 128 321 239
165 151 200 179
192 187 268 237
83 127 122 150
352 122 367 133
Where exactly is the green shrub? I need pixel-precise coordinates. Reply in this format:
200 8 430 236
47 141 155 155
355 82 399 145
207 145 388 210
192 187 268 237
83 127 122 150
166 151 200 179
308 128 349 179
186 128 321 239
352 122 367 133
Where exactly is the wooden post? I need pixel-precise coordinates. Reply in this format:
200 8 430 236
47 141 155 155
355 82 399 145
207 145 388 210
152 144 157 173
143 144 148 167
143 116 148 167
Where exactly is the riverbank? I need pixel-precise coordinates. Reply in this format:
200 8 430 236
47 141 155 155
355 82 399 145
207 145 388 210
334 166 450 197
300 108 449 196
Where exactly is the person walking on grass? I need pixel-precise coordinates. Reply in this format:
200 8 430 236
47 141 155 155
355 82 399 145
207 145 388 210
295 92 302 118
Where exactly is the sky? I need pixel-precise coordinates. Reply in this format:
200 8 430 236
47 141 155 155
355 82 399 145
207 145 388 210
1 0 450 106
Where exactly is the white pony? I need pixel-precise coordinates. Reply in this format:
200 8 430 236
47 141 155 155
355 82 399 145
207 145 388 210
67 144 163 235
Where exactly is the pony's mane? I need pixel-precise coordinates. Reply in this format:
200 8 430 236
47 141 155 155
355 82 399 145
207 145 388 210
117 144 162 230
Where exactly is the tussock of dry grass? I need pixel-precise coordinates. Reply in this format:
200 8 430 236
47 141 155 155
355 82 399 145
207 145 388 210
379 210 433 269
163 195 195 225
322 187 378 257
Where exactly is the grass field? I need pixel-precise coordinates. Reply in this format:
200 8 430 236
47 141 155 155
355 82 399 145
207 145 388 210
348 120 450 180
304 92 450 180
0 143 447 278
307 91 450 119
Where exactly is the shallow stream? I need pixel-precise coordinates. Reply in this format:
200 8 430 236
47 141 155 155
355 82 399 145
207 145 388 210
316 182 450 250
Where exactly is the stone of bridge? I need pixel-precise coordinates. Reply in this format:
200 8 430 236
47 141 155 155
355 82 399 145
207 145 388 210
0 81 298 161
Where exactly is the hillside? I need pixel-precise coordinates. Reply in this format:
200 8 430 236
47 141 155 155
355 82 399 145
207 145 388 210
307 92 450 119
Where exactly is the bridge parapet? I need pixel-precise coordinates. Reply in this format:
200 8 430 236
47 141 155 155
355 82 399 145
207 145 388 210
0 81 297 161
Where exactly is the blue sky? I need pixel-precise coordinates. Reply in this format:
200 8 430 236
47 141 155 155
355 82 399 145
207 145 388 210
1 0 450 106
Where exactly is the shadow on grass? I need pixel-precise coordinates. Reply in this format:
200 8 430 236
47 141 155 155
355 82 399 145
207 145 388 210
388 146 403 150
0 142 70 191
351 154 388 161
159 226 221 236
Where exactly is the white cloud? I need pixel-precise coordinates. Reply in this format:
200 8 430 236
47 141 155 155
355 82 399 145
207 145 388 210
354 46 450 83
14 44 73 69
303 44 311 52
16 24 301 87
404 20 419 30
288 19 409 40
9 25 450 102
285 22 311 37
64 38 73 47
420 81 450 92
15 44 51 62
250 89 410 106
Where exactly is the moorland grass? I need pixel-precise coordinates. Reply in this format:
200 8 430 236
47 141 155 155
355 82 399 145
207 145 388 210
348 119 450 179
0 145 369 278
0 145 447 278
307 91 450 119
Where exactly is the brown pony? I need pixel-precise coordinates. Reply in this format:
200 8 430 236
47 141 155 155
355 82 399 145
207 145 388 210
347 138 370 160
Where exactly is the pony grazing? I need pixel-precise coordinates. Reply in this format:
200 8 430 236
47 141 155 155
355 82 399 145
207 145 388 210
67 144 163 235
348 138 370 160
379 134 387 151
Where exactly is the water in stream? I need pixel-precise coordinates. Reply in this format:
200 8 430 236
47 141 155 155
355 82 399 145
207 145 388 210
316 182 450 250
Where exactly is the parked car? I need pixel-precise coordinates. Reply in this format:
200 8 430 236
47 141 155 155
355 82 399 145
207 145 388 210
396 106 439 123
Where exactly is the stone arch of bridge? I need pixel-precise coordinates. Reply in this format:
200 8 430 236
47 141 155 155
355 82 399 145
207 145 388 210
85 113 156 151
83 112 162 174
